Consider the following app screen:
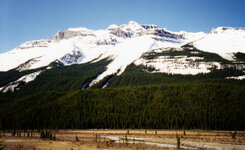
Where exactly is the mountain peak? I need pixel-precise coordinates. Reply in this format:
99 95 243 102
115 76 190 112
107 24 119 30
120 21 143 30
67 27 90 32
53 27 93 41
128 21 139 25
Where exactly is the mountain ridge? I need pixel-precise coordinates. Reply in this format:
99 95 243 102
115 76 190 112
0 21 205 71
0 21 245 93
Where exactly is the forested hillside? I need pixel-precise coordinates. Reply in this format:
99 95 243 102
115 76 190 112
0 58 110 97
0 56 245 131
0 83 244 130
106 63 245 87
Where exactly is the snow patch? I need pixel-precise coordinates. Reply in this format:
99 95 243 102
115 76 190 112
0 69 45 93
226 75 245 80
134 56 221 75
18 70 43 83
89 36 155 86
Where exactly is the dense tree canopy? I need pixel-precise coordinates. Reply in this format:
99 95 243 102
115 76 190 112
0 83 244 130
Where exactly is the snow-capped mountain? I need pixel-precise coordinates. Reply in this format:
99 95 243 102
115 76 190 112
0 21 204 71
0 21 245 92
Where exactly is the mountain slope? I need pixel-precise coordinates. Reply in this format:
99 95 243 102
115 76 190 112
193 27 245 60
0 22 245 93
0 58 110 94
0 22 245 130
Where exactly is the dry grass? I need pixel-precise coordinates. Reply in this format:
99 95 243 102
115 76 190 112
1 129 245 150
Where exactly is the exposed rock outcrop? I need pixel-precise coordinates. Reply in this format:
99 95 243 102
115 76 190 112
53 29 93 41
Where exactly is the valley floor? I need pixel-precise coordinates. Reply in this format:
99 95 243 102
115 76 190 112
1 129 245 150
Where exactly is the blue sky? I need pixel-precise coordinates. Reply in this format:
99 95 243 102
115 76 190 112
0 0 244 53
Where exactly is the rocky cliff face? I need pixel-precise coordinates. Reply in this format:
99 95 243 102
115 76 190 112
60 50 84 65
53 29 94 41
17 39 52 50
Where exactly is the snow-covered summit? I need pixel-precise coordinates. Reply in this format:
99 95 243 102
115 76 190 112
107 24 119 30
193 27 245 60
